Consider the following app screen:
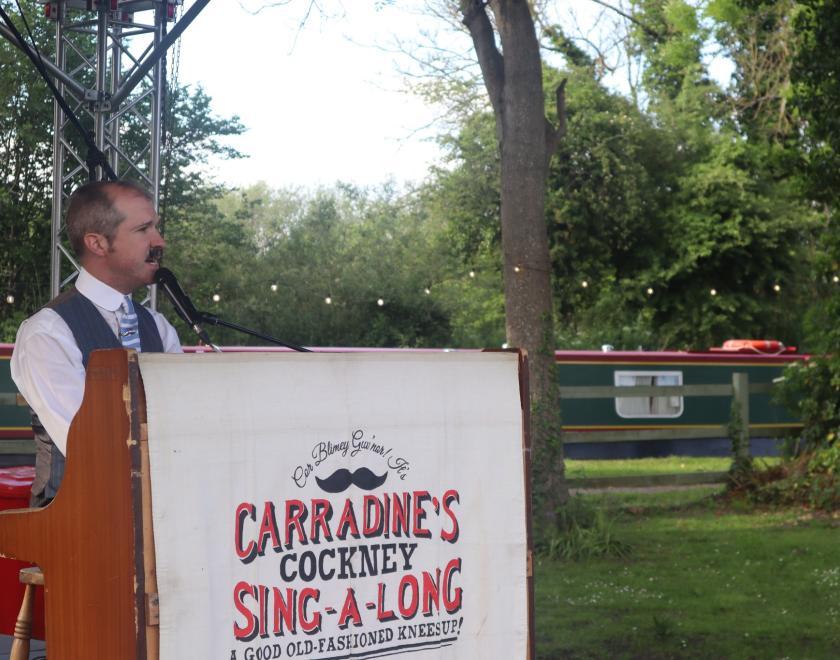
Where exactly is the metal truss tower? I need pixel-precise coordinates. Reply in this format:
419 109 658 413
1 0 209 299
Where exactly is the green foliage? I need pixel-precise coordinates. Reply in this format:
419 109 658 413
696 0 840 510
158 84 246 229
429 29 816 350
777 358 840 453
714 353 840 509
734 456 840 511
0 310 28 345
541 497 631 561
791 0 840 205
165 183 457 349
708 0 804 142
419 112 505 347
542 24 595 69
632 0 710 104
426 112 500 261
629 1 816 349
0 8 246 340
546 66 671 344
717 356 840 510
652 613 677 640
1 0 837 366
0 11 55 340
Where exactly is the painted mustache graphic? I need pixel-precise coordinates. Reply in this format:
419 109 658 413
316 467 388 493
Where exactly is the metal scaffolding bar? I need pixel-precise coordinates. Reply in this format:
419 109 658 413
0 0 208 300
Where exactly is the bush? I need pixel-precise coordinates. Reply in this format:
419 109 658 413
539 497 631 560
727 452 840 511
776 356 840 453
745 354 840 510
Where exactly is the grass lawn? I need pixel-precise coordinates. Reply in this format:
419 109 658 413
535 488 840 659
565 456 781 480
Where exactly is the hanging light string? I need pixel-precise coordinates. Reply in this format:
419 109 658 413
240 264 840 308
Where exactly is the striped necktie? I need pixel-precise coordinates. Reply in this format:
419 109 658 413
119 295 142 351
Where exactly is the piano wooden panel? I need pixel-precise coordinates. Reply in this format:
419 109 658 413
0 349 152 659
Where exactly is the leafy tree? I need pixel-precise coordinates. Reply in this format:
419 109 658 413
421 111 506 348
544 63 672 348
0 8 246 342
791 1 840 205
191 183 456 350
150 82 249 343
458 0 570 520
625 0 818 348
0 12 54 341
764 0 840 509
157 84 246 232
707 0 803 142
678 0 840 507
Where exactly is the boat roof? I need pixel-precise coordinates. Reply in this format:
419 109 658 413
1 342 810 364
552 349 808 364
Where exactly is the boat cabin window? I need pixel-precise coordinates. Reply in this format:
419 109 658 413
614 371 684 418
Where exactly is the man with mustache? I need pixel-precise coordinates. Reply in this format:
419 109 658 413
11 180 182 506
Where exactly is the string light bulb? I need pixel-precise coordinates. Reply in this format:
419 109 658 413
212 293 221 302
773 283 781 293
468 270 476 278
513 266 521 273
5 295 13 304
502 342 509 349
424 287 431 295
646 287 654 296
710 288 717 296
270 284 278 292
581 280 588 288
377 298 385 306
325 296 332 305
833 275 839 284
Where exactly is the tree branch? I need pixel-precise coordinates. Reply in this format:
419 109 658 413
587 0 662 40
460 0 505 121
545 78 566 166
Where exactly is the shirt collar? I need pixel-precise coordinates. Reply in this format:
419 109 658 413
75 268 128 313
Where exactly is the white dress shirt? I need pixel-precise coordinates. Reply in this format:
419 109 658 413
10 268 182 456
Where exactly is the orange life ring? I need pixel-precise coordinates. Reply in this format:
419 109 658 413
721 339 785 354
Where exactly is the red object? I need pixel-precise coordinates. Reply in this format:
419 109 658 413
713 339 796 355
0 466 45 639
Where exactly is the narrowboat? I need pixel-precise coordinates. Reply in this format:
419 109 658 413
0 344 32 467
1 342 806 465
557 341 806 459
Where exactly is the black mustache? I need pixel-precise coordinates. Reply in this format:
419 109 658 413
316 467 388 493
146 246 164 263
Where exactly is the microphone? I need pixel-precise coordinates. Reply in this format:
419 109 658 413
154 267 213 345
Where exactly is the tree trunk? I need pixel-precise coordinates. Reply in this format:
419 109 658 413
461 0 569 524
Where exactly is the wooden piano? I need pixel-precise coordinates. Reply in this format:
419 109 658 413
0 349 158 658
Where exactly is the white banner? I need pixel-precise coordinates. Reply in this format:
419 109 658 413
139 351 529 660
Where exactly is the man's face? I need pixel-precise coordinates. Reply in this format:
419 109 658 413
101 190 165 293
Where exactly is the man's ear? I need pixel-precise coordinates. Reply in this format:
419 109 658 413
83 232 109 257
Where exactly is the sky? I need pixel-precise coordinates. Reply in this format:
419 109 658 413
171 1 732 191
175 1 452 189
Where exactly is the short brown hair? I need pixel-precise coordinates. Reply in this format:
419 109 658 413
65 180 152 257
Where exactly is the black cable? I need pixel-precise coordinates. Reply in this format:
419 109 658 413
13 0 44 72
0 3 117 181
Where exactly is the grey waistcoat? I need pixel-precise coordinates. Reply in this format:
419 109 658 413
30 287 164 506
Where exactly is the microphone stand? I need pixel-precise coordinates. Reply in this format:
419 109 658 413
198 312 311 353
